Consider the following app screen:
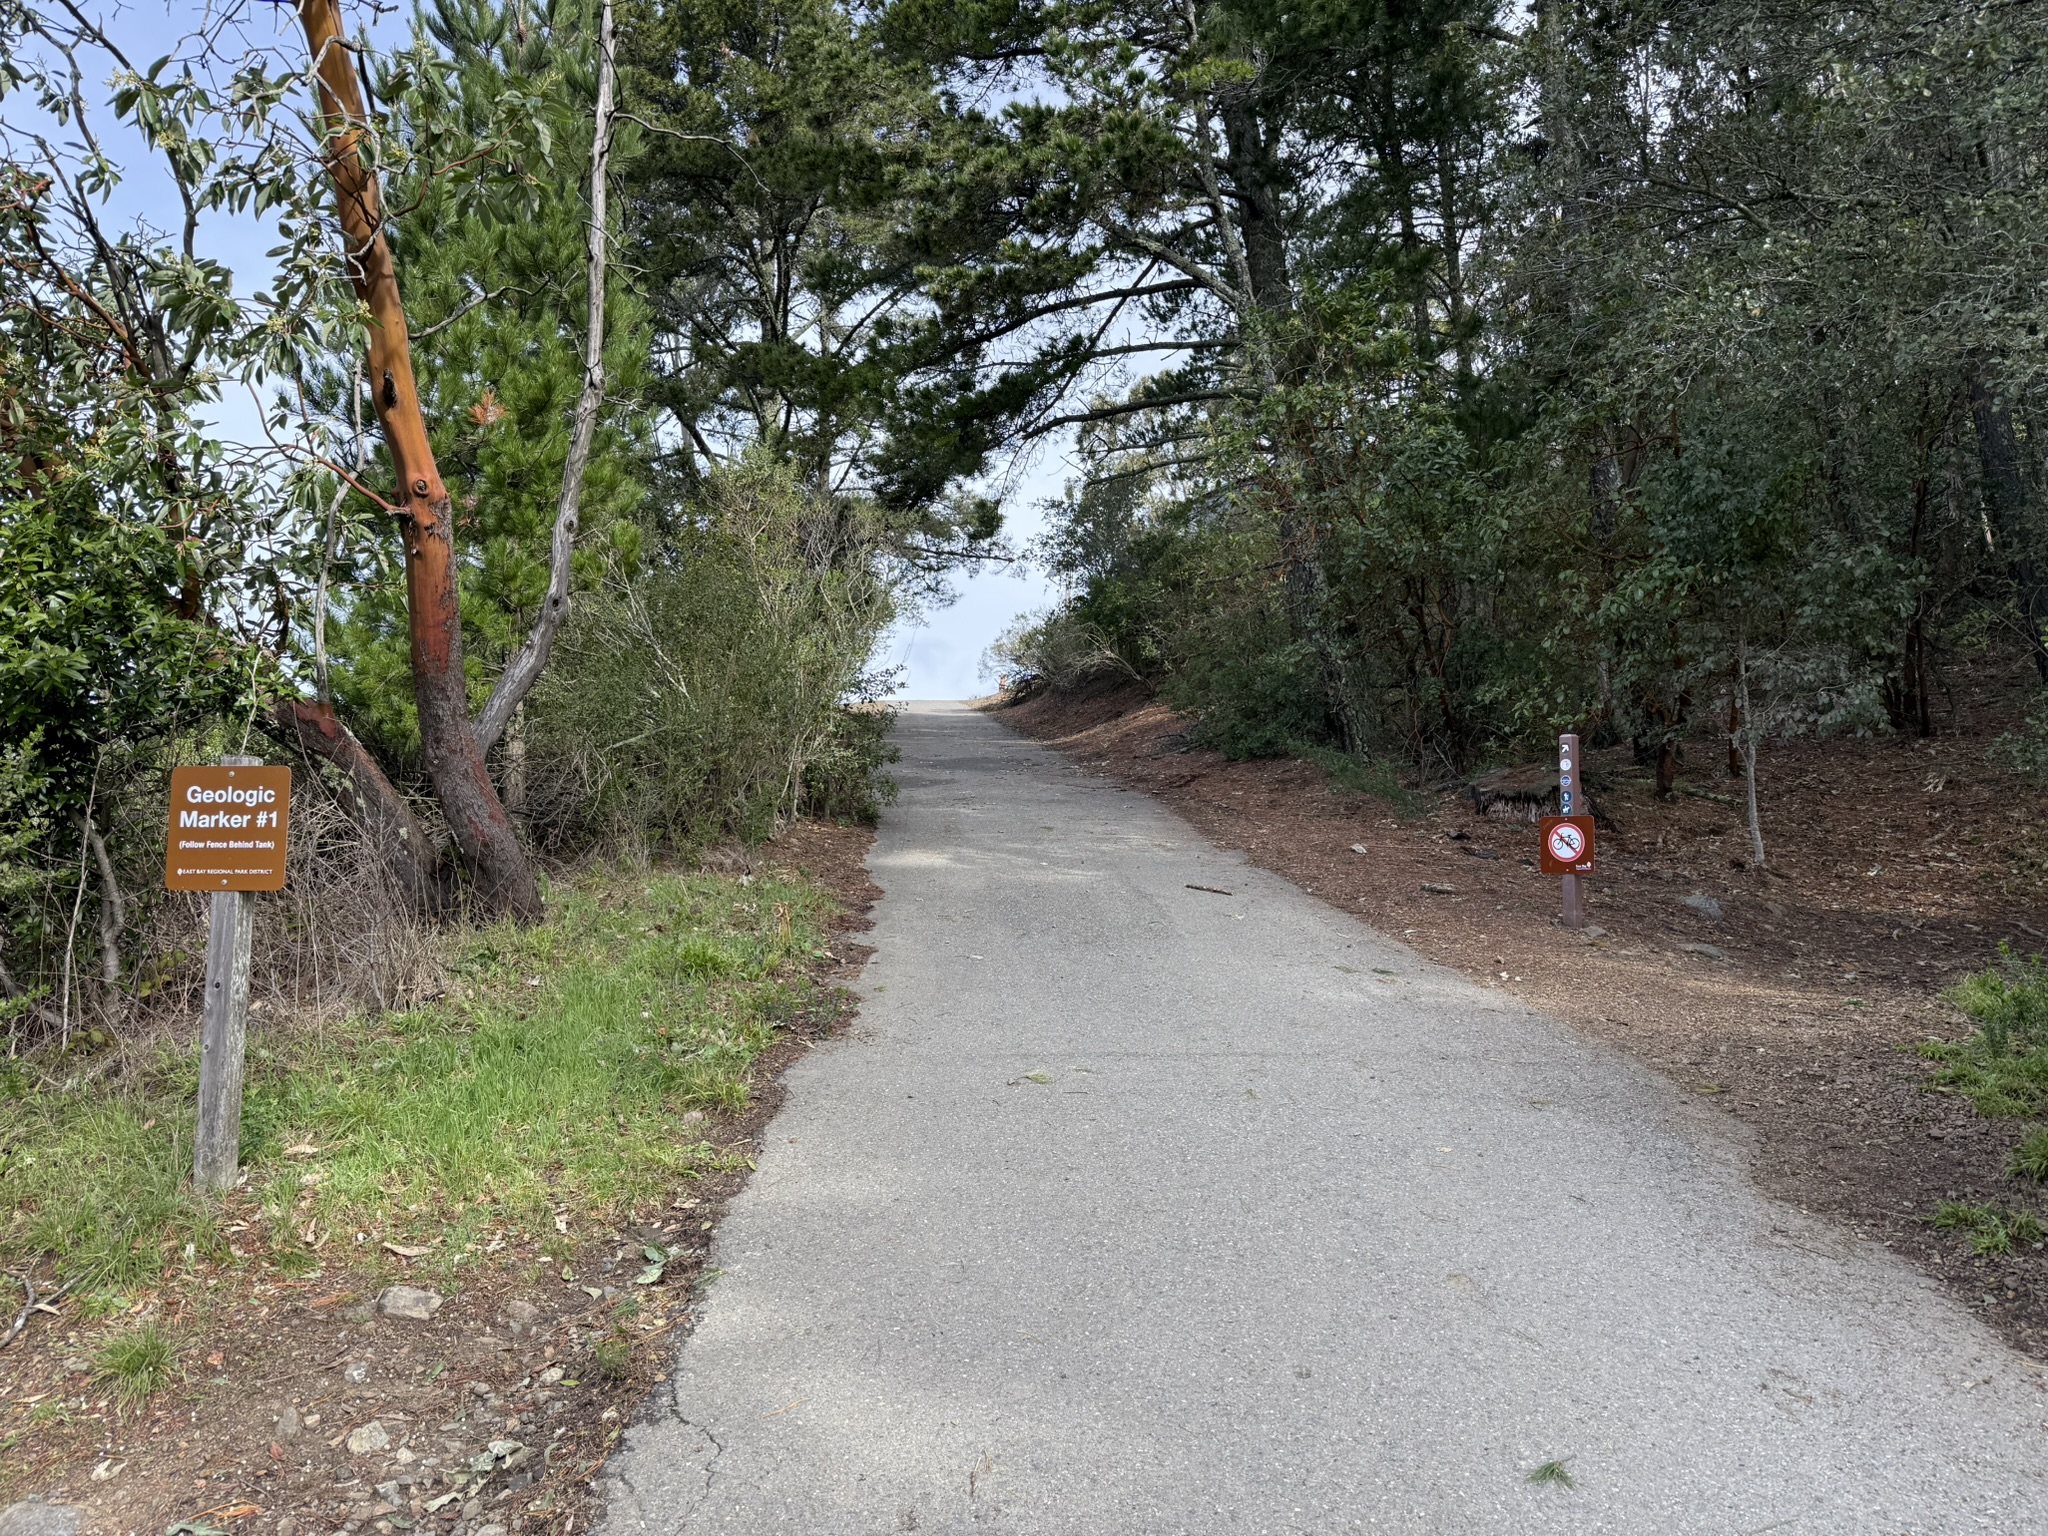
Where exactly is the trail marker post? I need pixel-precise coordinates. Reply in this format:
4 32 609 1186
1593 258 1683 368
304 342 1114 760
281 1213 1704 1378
164 757 292 1191
1539 733 1595 929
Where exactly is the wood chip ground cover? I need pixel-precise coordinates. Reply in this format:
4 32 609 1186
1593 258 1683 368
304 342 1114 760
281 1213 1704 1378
991 680 2048 1358
0 822 878 1536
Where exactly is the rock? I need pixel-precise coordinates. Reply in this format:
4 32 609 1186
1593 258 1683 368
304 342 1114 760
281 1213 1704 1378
275 1518 297 1536
348 1422 393 1456
1421 882 1458 895
0 1502 82 1536
502 1300 540 1338
377 1286 444 1322
375 1484 402 1503
536 1366 563 1386
60 1357 88 1375
1681 891 1725 922
276 1406 302 1439
302 1412 322 1428
1680 941 1729 962
472 1525 507 1536
344 1362 370 1384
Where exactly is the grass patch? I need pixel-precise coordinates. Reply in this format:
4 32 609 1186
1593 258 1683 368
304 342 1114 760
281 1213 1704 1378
92 1321 179 1406
1 866 836 1290
1930 1200 2046 1256
1918 947 2048 1118
1526 1459 1575 1489
1294 742 1429 817
2011 1126 2048 1184
1918 947 2048 1183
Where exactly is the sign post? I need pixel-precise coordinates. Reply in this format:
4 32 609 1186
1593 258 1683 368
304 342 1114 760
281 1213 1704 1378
165 757 292 1191
1539 733 1595 929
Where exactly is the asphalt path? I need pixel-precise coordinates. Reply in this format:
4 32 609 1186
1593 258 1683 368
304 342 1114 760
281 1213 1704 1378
601 702 2048 1534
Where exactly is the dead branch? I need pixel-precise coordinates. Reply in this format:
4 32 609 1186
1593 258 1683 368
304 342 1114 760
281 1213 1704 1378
474 0 618 754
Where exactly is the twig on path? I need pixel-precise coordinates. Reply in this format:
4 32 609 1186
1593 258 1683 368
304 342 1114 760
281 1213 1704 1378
1186 884 1235 896
2 1271 74 1353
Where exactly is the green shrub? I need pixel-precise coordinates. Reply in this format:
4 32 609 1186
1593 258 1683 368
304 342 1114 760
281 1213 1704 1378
526 459 895 850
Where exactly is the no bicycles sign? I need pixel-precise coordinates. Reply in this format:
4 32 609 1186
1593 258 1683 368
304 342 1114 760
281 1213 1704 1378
1539 814 1595 875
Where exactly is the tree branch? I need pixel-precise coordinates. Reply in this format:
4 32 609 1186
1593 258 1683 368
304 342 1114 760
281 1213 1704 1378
474 0 618 754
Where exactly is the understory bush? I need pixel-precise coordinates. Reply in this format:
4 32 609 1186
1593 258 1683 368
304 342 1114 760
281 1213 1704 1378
525 460 896 850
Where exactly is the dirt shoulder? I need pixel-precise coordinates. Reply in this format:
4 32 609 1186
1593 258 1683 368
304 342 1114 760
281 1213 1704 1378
988 681 2048 1358
0 821 878 1536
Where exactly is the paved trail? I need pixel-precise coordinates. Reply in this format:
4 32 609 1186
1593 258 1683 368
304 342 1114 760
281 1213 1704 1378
604 703 2048 1534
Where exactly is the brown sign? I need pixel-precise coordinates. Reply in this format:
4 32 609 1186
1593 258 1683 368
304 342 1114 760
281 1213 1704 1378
1539 814 1595 875
164 765 293 891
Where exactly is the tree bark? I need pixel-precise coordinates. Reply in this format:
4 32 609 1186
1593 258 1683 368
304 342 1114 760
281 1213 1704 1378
276 700 441 913
82 815 124 986
296 0 540 920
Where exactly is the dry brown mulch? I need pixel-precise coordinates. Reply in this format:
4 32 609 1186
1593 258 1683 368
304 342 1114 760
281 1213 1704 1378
990 680 2048 1358
0 822 878 1536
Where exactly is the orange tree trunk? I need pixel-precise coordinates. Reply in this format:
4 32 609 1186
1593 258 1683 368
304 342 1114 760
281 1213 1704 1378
297 0 540 920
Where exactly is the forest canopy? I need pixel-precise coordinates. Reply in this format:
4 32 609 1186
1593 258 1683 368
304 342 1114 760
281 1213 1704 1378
2 0 2045 1036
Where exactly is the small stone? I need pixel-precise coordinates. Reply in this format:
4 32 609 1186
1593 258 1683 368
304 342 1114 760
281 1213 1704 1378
348 1422 394 1456
1680 941 1729 962
277 1518 298 1536
1681 891 1725 922
0 1504 83 1536
345 1362 371 1384
473 1525 507 1536
467 1382 493 1400
60 1357 89 1375
375 1485 402 1503
378 1286 444 1322
1421 882 1458 895
535 1366 563 1387
277 1407 303 1439
502 1301 540 1338
304 1413 323 1428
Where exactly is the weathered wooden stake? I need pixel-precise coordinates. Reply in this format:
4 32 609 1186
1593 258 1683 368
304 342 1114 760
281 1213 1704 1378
193 754 260 1192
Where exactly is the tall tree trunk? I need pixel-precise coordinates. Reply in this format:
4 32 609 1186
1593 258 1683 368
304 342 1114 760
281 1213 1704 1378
1967 367 2048 685
296 0 540 920
1735 641 1767 870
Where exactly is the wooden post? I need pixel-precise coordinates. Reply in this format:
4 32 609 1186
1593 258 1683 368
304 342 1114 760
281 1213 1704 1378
1558 733 1585 931
193 754 260 1191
